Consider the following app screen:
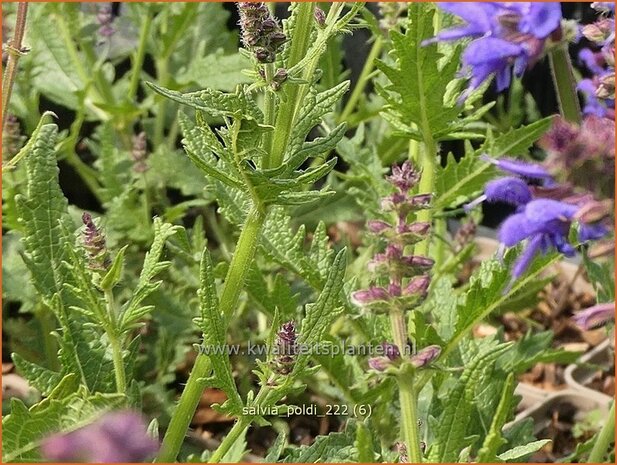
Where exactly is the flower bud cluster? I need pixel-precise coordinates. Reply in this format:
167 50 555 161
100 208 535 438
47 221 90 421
237 2 286 64
131 132 149 174
272 321 297 375
368 342 441 373
82 212 111 271
351 161 433 314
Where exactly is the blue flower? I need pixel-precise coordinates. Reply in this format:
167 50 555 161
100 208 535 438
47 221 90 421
428 2 562 95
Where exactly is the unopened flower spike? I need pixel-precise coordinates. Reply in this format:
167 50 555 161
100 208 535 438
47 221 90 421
272 321 297 375
97 4 115 39
82 212 111 271
131 131 149 173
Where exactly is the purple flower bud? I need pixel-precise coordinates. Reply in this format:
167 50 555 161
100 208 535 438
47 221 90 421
399 255 435 270
82 212 111 271
410 193 433 208
382 342 400 360
314 7 326 27
572 302 615 330
368 342 400 371
410 345 441 368
368 356 391 372
367 220 392 234
404 275 431 299
41 410 158 463
272 321 298 375
387 161 421 193
351 287 391 306
96 5 115 39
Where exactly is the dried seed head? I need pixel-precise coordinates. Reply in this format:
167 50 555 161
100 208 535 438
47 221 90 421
237 2 286 64
314 7 326 27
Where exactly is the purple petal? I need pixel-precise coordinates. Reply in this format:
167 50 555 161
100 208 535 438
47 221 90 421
351 287 391 306
519 3 562 39
410 344 442 368
511 234 544 280
438 2 498 32
484 176 533 206
572 302 615 330
523 199 578 229
498 212 532 247
482 155 553 181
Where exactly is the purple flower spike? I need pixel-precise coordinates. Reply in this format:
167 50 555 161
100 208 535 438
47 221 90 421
572 302 615 330
410 345 441 368
482 155 554 183
485 176 533 206
41 410 158 463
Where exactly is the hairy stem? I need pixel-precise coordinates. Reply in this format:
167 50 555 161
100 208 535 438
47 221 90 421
549 44 582 124
208 417 252 463
269 2 316 168
588 401 615 462
390 311 422 462
2 2 28 131
339 36 383 123
128 7 153 102
156 206 266 462
155 355 211 462
261 64 277 169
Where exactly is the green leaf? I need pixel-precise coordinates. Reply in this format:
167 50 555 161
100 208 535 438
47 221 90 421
176 50 251 91
99 245 128 291
355 420 376 463
146 82 263 122
444 251 559 358
11 353 64 397
428 343 513 462
293 248 347 375
477 373 516 462
484 117 554 157
195 249 243 414
376 3 461 139
283 425 356 462
2 374 125 462
121 219 180 330
497 440 551 462
15 124 73 302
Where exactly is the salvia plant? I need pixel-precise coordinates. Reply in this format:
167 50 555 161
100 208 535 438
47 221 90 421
1 2 615 464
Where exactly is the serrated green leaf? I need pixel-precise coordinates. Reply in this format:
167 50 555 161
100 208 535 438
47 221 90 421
282 425 356 463
11 353 64 397
99 245 128 291
195 249 243 413
121 219 180 329
146 82 262 122
355 420 376 463
477 373 516 462
444 251 559 358
15 124 73 302
428 343 513 462
293 248 347 375
2 375 125 462
484 117 554 157
497 440 551 462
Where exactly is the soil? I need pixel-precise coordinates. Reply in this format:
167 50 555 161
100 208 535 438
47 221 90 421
585 362 615 397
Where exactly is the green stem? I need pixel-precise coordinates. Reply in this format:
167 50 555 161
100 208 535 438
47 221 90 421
128 7 153 102
548 44 582 124
390 310 422 462
339 36 383 123
269 2 315 168
397 368 423 463
261 64 277 169
208 417 252 463
220 207 266 320
588 402 615 462
105 289 126 394
2 2 28 132
156 355 211 462
154 58 170 148
156 205 267 462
